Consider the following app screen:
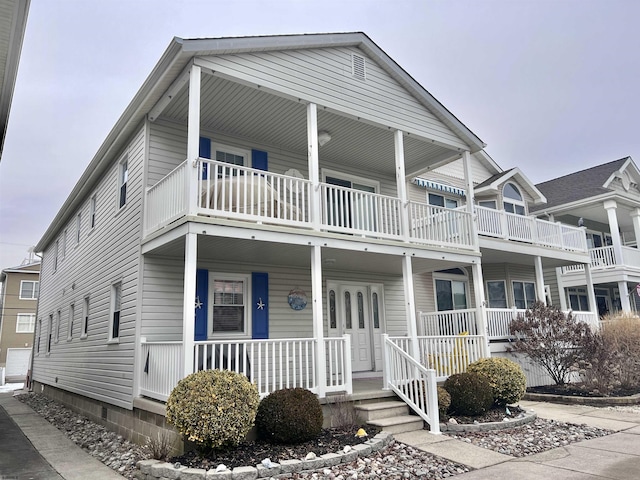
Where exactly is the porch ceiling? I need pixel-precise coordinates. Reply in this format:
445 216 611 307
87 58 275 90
157 73 455 177
479 244 586 268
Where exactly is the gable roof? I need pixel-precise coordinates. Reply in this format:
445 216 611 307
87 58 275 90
533 157 635 211
36 32 486 251
474 167 546 204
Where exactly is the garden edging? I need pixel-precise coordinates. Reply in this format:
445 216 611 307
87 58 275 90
523 392 640 406
135 431 394 480
440 409 537 432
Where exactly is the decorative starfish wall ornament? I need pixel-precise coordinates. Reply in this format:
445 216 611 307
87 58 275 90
257 297 266 310
195 296 202 309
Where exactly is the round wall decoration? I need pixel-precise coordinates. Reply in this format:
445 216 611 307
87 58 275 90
288 287 308 310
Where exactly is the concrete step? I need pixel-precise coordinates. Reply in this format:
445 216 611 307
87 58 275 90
354 401 409 422
366 414 424 434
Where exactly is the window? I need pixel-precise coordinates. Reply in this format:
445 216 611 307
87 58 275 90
76 213 82 244
54 239 59 272
36 319 41 353
478 200 497 209
110 283 122 340
62 229 67 259
329 290 336 329
567 288 589 311
55 310 61 342
209 144 248 178
586 231 603 249
81 296 90 338
434 269 469 311
372 292 380 329
68 304 75 340
513 281 536 309
503 183 525 215
16 313 36 333
47 314 53 354
323 170 379 231
118 158 128 208
210 275 249 335
428 193 458 209
19 280 39 299
90 195 97 229
486 280 507 308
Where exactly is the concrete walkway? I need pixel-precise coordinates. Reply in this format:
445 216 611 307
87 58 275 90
395 399 640 479
2 387 640 480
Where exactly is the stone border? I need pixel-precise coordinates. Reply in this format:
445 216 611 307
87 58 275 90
135 432 394 480
524 392 640 406
439 410 537 433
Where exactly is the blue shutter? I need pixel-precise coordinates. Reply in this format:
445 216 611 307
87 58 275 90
194 269 208 341
252 149 268 171
252 272 269 339
200 137 211 179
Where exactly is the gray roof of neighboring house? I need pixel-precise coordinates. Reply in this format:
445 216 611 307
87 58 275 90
534 158 629 210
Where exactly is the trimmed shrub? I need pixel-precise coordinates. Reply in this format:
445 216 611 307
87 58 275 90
166 370 259 451
467 357 526 406
437 386 451 418
444 372 494 416
256 387 323 444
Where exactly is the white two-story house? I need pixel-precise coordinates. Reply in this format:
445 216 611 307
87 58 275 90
31 32 590 443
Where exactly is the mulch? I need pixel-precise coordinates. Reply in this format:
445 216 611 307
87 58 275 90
443 405 525 424
527 384 640 398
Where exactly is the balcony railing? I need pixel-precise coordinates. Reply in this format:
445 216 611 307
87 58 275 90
562 245 640 273
476 206 587 252
139 336 352 402
409 202 474 249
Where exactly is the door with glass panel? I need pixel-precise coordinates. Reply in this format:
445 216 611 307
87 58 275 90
325 176 377 232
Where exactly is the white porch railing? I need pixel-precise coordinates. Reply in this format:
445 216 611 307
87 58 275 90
139 336 352 402
409 202 475 249
198 160 312 226
418 309 478 336
476 206 587 252
563 245 640 273
145 160 189 232
383 335 440 433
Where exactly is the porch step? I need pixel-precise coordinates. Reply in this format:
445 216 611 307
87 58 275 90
354 401 410 422
366 414 425 435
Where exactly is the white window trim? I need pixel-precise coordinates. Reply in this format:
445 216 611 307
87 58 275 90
321 168 380 192
478 199 497 209
55 310 61 343
46 314 53 355
208 272 251 339
502 182 526 215
212 143 250 165
67 303 75 341
81 296 90 339
433 270 470 311
89 194 97 230
54 239 59 272
16 313 36 333
117 155 129 210
427 191 459 209
76 213 82 245
19 280 39 300
108 282 122 343
485 280 507 308
511 280 536 309
36 318 42 355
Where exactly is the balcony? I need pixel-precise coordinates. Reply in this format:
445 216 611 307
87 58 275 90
145 158 476 251
476 205 588 253
562 245 640 274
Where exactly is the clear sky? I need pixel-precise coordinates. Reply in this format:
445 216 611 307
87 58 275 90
1 0 638 269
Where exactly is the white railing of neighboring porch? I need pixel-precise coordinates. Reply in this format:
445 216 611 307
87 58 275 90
145 160 189 232
475 206 587 252
418 309 478 336
382 335 440 433
139 336 352 402
563 245 640 273
408 202 475 249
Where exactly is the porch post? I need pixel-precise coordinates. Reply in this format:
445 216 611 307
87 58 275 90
307 103 321 230
462 151 479 247
603 200 623 265
584 263 598 326
186 64 201 216
311 245 327 397
631 208 640 249
470 262 490 358
618 281 632 313
555 267 568 311
534 256 546 304
183 232 198 377
401 255 419 358
394 130 410 241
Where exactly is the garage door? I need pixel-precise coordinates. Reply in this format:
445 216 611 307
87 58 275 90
5 348 32 379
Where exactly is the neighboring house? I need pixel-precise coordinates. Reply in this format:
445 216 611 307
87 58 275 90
0 261 39 382
532 157 640 316
0 0 30 160
31 32 589 442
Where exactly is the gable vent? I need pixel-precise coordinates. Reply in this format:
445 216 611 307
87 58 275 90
352 54 366 80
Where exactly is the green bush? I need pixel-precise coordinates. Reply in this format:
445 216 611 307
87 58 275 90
437 386 451 418
256 388 323 444
444 372 494 416
166 370 259 450
467 357 526 406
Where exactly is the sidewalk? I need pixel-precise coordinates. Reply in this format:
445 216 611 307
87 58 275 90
0 391 124 480
395 399 640 479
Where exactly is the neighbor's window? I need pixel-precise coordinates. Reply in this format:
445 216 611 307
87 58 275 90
210 275 248 335
19 280 39 299
16 313 36 333
90 194 97 229
110 283 122 340
118 157 128 208
486 280 507 308
428 193 458 209
503 183 525 215
567 287 590 311
513 281 536 309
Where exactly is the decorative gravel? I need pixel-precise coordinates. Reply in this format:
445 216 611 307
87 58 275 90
15 391 621 479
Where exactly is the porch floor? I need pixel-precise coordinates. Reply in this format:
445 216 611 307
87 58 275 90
324 376 397 404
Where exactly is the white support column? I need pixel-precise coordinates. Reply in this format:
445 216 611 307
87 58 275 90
471 262 490 358
462 151 479 247
631 208 640 249
604 200 623 265
311 245 327 397
394 130 410 241
186 64 202 216
401 255 419 358
182 232 198 377
307 103 321 230
534 256 546 304
618 281 632 312
555 267 568 311
584 263 597 321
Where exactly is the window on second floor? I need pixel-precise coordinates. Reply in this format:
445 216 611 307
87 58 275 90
76 213 82 244
16 313 36 333
118 158 128 208
110 283 122 341
68 303 75 340
19 280 39 299
503 183 525 215
81 296 90 338
90 195 97 229
54 239 59 272
428 193 458 209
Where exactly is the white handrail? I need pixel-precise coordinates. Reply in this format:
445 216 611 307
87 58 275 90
408 201 474 249
145 160 189 232
383 334 440 433
418 309 477 336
